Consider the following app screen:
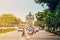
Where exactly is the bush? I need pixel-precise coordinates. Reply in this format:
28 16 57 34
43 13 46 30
0 28 16 34
54 31 60 36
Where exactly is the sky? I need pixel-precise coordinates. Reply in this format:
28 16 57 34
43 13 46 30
0 0 48 22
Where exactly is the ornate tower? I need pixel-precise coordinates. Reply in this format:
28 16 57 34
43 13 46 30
26 12 34 27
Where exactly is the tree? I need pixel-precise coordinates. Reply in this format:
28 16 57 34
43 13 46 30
34 0 60 31
34 0 60 12
35 9 51 24
0 14 21 27
34 20 43 26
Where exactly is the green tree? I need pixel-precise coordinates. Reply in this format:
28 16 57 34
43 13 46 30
34 0 60 31
35 9 51 24
34 0 60 12
34 20 43 26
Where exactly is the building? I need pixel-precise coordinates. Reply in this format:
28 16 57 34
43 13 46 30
26 12 34 27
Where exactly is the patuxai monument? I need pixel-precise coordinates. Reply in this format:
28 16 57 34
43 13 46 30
25 12 34 27
20 12 35 39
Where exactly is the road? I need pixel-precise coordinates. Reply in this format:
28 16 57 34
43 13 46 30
0 31 25 40
0 30 60 40
30 30 60 40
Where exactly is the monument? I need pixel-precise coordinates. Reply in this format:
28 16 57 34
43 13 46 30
22 12 35 39
26 12 34 27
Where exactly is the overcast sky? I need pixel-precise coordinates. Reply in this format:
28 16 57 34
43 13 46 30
0 0 48 21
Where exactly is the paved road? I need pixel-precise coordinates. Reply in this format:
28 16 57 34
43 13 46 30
30 30 60 40
0 30 60 40
0 31 24 40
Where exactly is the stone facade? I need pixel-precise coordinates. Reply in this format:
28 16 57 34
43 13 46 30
26 12 34 27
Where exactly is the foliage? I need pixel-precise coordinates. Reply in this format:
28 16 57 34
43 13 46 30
35 8 60 31
35 9 51 24
34 0 60 31
0 14 21 27
34 20 43 26
34 0 60 12
0 28 16 34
